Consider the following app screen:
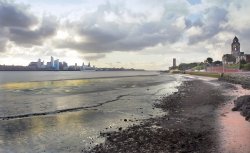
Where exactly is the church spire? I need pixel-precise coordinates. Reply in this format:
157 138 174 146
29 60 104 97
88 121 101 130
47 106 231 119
233 36 239 42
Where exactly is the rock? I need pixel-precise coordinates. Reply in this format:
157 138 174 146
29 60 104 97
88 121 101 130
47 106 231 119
232 107 238 111
233 95 250 121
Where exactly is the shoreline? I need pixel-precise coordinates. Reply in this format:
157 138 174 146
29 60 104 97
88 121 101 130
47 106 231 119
88 79 230 153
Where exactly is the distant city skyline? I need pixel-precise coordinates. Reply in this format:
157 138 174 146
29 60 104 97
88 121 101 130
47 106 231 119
1 0 250 70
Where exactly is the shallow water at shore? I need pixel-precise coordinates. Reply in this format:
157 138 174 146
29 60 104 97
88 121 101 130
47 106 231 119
0 72 182 152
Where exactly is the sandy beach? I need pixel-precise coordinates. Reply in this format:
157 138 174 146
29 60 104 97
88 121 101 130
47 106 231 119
88 77 250 153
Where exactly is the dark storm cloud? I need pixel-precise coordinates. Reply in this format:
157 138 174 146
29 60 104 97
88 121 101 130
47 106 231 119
0 38 7 51
78 23 127 44
0 1 57 51
54 3 185 53
0 27 8 51
0 1 37 28
85 54 106 61
55 22 183 53
188 7 228 44
9 17 57 46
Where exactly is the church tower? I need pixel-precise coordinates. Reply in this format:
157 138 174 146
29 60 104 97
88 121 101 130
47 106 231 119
231 36 240 57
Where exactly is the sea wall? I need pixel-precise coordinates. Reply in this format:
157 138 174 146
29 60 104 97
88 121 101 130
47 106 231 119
219 73 250 89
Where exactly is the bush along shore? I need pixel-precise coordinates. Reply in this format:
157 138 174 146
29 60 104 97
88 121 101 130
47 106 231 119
219 73 250 89
219 73 250 121
232 95 250 121
87 80 226 153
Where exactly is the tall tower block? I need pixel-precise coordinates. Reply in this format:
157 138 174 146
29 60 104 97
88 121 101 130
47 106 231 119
173 58 176 68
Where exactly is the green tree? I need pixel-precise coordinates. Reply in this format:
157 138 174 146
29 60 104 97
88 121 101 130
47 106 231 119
222 54 236 63
178 63 198 71
242 63 250 70
206 57 213 64
213 60 222 65
240 59 247 65
240 60 247 69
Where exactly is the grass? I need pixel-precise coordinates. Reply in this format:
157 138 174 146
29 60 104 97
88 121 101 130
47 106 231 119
185 71 221 78
225 64 240 69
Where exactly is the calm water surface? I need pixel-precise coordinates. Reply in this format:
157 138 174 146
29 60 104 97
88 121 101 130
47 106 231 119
0 71 182 153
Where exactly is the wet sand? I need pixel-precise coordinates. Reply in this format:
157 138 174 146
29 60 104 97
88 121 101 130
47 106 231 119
217 84 250 153
89 78 250 153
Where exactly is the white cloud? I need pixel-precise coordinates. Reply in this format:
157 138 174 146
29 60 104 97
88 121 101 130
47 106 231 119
1 0 250 70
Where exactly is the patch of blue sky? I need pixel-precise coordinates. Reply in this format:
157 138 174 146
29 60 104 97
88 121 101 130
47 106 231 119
187 13 202 23
187 0 201 5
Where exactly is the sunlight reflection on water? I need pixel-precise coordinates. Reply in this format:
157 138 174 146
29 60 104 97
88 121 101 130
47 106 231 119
0 73 181 152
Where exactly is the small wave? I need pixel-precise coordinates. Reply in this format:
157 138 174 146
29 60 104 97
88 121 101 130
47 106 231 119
0 94 129 120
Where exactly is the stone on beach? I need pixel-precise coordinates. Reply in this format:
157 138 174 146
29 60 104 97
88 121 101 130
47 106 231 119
232 95 250 121
88 80 225 153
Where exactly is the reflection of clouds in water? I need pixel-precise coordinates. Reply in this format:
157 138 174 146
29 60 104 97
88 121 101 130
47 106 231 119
0 79 90 90
0 110 135 152
0 74 183 152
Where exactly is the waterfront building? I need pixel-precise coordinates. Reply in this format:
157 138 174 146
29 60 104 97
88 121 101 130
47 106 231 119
223 36 250 64
51 56 54 68
28 62 38 68
37 59 42 68
54 59 59 70
75 63 77 70
231 36 241 57
26 56 96 71
173 58 176 68
46 62 51 68
81 61 96 71
62 62 68 70
28 58 44 69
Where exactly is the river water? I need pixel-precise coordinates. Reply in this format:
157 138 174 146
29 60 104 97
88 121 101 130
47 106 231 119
0 71 182 153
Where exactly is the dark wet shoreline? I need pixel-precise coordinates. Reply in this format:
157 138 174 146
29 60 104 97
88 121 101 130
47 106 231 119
87 80 227 153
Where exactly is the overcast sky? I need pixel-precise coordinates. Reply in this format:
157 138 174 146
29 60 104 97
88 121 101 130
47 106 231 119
0 0 250 70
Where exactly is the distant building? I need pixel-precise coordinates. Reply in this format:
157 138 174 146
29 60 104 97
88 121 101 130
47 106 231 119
222 54 236 64
46 62 51 68
37 59 42 68
28 58 45 69
62 62 68 70
75 63 77 70
25 56 97 71
231 36 241 57
173 58 176 68
169 58 177 70
223 36 250 64
28 62 38 68
81 62 96 71
51 56 54 68
54 59 59 70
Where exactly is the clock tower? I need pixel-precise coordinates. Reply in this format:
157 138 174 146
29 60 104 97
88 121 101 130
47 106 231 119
231 36 240 57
